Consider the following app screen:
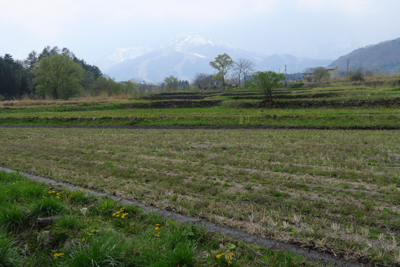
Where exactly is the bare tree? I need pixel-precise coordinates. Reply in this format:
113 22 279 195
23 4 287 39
239 59 256 89
233 58 248 88
193 73 213 90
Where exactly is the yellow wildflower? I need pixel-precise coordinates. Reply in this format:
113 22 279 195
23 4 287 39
87 190 90 193
155 227 159 230
216 254 221 259
82 238 86 242
89 233 92 236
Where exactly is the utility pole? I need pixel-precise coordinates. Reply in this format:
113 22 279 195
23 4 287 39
285 64 287 88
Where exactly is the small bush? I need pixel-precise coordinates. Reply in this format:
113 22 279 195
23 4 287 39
289 83 304 88
0 95 4 101
350 68 365 81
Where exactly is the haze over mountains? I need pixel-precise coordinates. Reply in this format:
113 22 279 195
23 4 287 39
329 37 400 73
99 34 332 83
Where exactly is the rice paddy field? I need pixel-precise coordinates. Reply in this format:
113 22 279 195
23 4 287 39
2 78 400 266
1 127 400 265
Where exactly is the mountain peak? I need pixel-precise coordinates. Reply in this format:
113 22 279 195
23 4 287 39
165 34 234 51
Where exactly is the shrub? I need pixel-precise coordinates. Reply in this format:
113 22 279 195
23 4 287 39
0 95 4 101
350 68 365 81
289 82 304 88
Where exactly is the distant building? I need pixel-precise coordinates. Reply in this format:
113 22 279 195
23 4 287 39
303 66 339 82
326 66 339 79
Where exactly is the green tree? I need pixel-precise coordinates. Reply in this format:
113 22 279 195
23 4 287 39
250 71 285 104
31 54 85 99
312 67 330 82
209 53 234 90
164 75 179 92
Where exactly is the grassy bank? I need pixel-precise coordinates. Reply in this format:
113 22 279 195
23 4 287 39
0 170 317 266
1 128 399 265
1 106 400 127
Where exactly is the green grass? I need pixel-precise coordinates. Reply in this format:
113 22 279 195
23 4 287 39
0 170 319 266
1 106 400 127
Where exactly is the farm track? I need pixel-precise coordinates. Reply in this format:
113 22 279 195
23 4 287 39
1 124 400 130
0 166 363 267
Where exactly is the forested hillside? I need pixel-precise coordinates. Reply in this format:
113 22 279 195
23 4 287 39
330 37 400 73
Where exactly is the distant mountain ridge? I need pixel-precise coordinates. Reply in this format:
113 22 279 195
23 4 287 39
100 34 333 82
330 37 400 72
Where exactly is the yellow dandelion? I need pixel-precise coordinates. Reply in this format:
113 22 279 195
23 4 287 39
80 189 83 192
52 191 55 193
87 190 90 193
91 230 94 232
216 254 221 259
155 227 159 230
89 233 92 236
221 253 224 255
149 237 151 240
82 238 86 242
156 224 160 226
108 228 111 230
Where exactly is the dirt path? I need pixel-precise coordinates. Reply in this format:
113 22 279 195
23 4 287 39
0 166 364 267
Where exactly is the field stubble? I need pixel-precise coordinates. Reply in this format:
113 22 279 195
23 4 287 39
1 128 400 265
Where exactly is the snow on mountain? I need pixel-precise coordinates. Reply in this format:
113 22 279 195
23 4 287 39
96 47 152 70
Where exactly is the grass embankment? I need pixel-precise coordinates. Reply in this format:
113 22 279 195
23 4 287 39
0 170 316 266
1 128 400 265
1 105 400 127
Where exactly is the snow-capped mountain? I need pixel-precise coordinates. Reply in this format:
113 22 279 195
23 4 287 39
96 47 152 70
101 34 332 82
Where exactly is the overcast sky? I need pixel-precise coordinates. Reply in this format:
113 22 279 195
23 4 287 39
1 0 399 64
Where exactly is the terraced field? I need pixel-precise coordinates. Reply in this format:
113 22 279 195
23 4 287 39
1 127 400 265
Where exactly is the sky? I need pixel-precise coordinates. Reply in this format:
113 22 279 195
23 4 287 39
1 0 399 64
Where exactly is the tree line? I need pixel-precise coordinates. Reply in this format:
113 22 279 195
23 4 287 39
0 46 142 100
